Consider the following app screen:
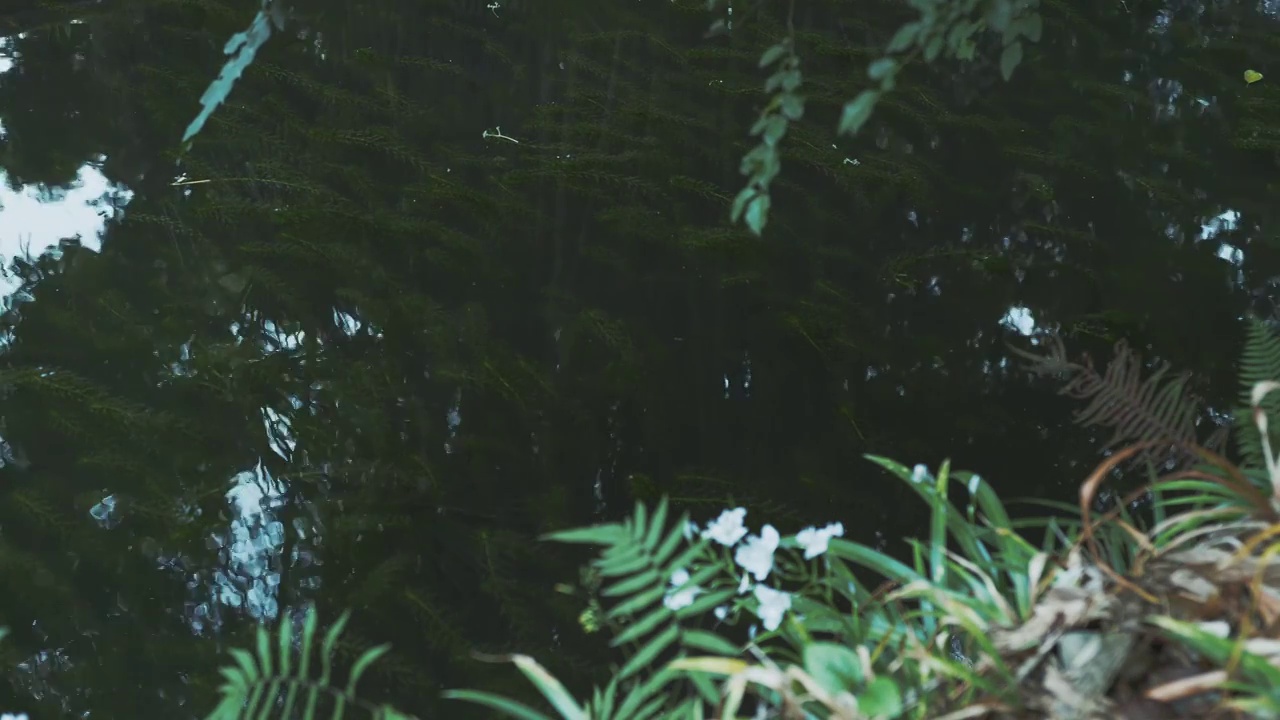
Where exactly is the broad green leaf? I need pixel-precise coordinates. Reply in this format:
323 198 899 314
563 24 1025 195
887 22 920 53
731 186 755 223
1023 13 1043 42
780 68 802 92
780 94 804 120
759 43 788 68
858 676 904 718
803 642 864 695
924 35 944 61
838 90 880 136
762 115 788 146
1000 41 1023 81
985 0 1013 32
744 194 771 236
826 538 923 585
868 58 897 81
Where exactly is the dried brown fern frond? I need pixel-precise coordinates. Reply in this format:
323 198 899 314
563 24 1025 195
1010 336 1220 470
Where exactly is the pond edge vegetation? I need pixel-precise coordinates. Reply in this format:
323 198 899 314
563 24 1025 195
171 316 1280 719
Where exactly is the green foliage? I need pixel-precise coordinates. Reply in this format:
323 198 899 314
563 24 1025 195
543 498 739 682
730 35 805 236
206 607 412 720
441 454 1055 719
424 321 1280 719
1235 316 1280 473
710 0 1045 235
182 0 287 151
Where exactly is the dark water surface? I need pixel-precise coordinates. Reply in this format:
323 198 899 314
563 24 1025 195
0 0 1277 715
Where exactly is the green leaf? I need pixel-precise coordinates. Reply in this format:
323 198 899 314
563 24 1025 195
603 568 663 598
826 538 923 585
345 644 391 696
643 497 670 550
544 523 627 546
762 115 788 146
886 22 920 53
759 43 788 68
744 193 771 236
730 187 757 224
803 642 864 695
1000 41 1023 81
780 68 802 93
511 654 589 720
598 549 652 577
857 676 904 718
1023 13 1043 42
681 629 741 656
985 0 1013 32
780 94 804 120
868 58 898 81
1149 616 1280 687
924 35 944 61
651 514 690 568
838 90 881 136
675 587 736 620
442 689 556 720
611 607 673 647
607 584 668 620
618 623 680 681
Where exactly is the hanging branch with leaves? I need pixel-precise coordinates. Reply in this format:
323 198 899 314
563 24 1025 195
708 0 1044 236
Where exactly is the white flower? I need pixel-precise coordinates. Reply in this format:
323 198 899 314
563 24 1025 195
753 585 792 632
912 464 930 484
714 605 729 620
738 572 752 594
702 508 748 546
663 568 702 611
2 714 29 720
795 522 844 559
735 524 779 581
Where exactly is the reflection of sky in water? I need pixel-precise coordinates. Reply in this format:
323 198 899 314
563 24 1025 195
998 209 1246 341
0 32 294 639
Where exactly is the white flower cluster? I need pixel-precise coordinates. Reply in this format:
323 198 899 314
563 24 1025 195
664 507 844 632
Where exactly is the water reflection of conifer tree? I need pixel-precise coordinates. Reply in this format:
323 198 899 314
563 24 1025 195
0 0 1277 716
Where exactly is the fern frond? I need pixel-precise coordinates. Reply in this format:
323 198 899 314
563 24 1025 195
1013 337 1206 468
545 498 739 685
1235 316 1280 470
206 608 413 720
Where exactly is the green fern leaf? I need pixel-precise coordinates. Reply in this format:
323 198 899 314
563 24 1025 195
1235 316 1280 470
206 608 406 720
